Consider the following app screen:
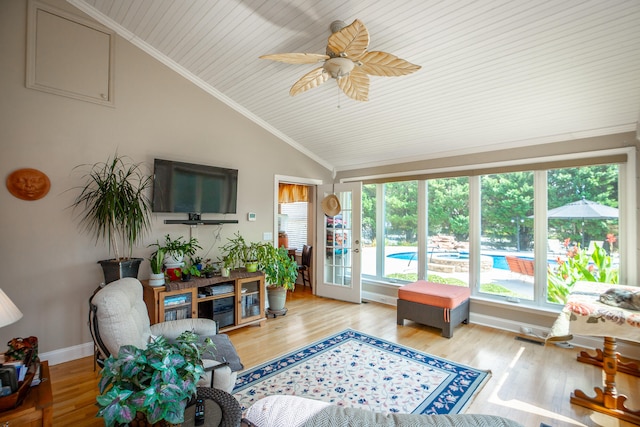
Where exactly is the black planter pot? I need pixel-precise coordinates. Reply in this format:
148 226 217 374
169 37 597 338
181 273 192 282
98 258 143 284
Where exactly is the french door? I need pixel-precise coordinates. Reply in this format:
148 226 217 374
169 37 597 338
315 183 362 303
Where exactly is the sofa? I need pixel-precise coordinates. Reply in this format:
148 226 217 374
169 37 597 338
242 395 524 427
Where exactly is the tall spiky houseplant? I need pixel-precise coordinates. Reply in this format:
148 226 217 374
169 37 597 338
71 153 153 283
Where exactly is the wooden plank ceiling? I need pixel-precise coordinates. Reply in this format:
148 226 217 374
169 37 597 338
69 0 640 171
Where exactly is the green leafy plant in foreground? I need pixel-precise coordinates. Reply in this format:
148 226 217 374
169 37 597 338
96 331 214 426
547 240 618 304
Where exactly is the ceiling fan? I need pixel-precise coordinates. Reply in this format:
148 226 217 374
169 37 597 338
260 19 421 102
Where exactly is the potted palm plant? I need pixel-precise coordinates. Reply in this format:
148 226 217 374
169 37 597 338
258 244 298 312
71 153 153 283
96 331 214 426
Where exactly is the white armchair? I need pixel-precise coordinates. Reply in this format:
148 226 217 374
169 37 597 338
89 278 238 393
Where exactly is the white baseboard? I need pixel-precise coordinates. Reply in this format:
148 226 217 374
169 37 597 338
363 291 397 306
40 342 94 366
470 313 640 359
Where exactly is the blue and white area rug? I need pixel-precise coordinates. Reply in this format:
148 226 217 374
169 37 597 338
233 329 490 415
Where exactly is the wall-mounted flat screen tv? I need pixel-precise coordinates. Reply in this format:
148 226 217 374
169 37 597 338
152 158 238 214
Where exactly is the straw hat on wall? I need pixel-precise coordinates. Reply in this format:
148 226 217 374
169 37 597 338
321 194 341 217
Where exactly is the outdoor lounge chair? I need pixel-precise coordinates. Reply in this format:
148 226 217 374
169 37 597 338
505 256 534 279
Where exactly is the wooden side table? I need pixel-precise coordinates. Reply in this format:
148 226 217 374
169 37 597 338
0 360 52 426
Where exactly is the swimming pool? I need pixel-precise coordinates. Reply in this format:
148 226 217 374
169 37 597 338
388 251 493 273
387 251 537 271
388 252 417 261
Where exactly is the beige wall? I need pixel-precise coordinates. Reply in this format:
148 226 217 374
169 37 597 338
0 0 331 357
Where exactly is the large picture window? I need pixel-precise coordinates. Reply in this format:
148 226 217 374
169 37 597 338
545 165 619 305
427 177 470 287
360 157 625 309
361 181 419 282
479 172 534 301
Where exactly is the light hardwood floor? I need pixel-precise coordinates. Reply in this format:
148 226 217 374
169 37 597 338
50 286 638 426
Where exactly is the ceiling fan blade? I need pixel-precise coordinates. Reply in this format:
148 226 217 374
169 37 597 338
337 68 369 101
327 19 369 59
358 51 421 76
290 67 330 96
260 53 329 64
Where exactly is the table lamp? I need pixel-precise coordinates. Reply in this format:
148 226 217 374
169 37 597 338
0 289 22 329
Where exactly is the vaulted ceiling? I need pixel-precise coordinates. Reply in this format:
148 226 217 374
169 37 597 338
69 0 640 172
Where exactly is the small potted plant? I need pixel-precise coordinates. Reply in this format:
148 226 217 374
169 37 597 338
201 259 217 278
96 331 214 426
219 255 233 277
150 235 202 281
221 232 270 272
191 256 204 271
148 247 165 287
152 234 202 267
178 261 201 282
258 244 298 312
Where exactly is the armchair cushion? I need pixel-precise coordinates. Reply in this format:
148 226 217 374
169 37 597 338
209 334 244 371
150 318 218 340
92 277 152 355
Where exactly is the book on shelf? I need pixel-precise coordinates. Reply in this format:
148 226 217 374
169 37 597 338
164 307 190 321
164 295 188 306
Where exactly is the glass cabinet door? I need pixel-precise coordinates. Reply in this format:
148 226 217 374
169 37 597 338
159 288 196 321
237 276 264 324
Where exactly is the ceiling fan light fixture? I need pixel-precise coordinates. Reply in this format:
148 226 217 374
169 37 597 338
260 19 421 101
323 57 355 78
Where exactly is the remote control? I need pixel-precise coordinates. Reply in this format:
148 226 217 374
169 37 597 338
195 398 205 426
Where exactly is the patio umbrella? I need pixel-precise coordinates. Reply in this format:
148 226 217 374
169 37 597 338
546 199 618 219
546 199 618 246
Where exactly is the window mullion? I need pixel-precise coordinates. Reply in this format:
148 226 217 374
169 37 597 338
534 170 547 304
469 176 481 294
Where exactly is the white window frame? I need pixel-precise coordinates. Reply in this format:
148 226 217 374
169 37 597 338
353 147 636 308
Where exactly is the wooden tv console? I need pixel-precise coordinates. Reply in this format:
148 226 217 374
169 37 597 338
142 269 266 332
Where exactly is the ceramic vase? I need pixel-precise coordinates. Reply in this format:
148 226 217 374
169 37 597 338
148 272 165 287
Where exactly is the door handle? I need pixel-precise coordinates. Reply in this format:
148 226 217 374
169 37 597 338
353 248 360 253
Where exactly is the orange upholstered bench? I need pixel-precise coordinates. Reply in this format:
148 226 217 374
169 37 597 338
397 281 470 338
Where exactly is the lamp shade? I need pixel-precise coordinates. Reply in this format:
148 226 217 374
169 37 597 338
0 289 23 328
